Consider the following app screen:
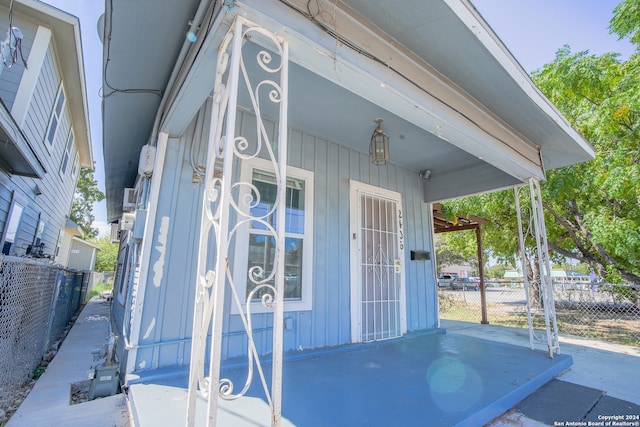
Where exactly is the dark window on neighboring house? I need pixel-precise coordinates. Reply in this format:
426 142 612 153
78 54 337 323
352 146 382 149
46 85 65 146
60 130 74 174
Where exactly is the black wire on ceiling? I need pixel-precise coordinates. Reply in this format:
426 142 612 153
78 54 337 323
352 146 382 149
102 0 164 99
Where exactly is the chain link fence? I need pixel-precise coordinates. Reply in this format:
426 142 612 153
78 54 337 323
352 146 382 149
0 255 92 412
438 280 640 346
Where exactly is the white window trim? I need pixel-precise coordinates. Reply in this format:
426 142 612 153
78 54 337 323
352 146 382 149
44 83 66 150
116 238 131 306
1 195 25 255
59 129 74 175
232 157 314 314
34 216 45 245
348 180 407 343
12 26 52 128
71 155 79 179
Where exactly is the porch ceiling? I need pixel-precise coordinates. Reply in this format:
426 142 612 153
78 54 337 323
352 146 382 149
236 42 498 181
101 0 201 222
102 0 594 222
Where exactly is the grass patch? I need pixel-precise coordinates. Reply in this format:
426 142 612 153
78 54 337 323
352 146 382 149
440 297 640 347
31 365 47 380
88 281 113 300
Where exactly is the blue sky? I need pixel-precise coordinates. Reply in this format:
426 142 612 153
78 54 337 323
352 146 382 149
472 0 636 72
41 0 635 236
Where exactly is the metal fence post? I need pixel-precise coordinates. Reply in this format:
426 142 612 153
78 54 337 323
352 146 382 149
44 269 64 352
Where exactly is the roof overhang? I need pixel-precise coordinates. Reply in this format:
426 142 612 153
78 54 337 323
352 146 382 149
0 98 45 177
71 236 102 251
101 0 201 221
5 0 93 168
65 217 83 237
338 0 595 171
102 0 594 221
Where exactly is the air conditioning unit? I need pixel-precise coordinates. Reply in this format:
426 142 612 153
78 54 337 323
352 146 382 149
132 209 147 241
120 213 135 231
109 223 121 244
122 188 136 212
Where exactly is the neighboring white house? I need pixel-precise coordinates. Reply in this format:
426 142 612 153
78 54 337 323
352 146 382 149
54 217 99 271
67 236 100 271
0 0 92 259
54 217 82 266
100 0 594 398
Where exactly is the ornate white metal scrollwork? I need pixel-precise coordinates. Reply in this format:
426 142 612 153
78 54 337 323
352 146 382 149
515 178 560 358
186 16 289 427
367 245 392 283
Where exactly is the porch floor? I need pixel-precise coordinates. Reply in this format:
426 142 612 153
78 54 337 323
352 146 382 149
128 330 572 426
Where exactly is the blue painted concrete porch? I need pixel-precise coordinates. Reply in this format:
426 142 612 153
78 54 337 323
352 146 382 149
128 330 572 426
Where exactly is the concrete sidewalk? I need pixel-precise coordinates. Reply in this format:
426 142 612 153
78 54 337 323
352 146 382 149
5 300 639 426
441 319 640 406
6 297 130 427
441 320 640 426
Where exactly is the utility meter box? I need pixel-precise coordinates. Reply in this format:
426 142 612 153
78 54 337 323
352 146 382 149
88 363 119 400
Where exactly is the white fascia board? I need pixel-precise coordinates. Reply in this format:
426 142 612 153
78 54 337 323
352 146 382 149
12 25 51 129
238 0 544 181
446 0 594 160
55 11 93 168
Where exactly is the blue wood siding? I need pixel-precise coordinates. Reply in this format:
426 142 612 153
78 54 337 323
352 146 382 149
0 26 79 260
131 107 437 372
0 8 37 110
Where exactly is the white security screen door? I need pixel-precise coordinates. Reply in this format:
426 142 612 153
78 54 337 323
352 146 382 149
350 181 406 343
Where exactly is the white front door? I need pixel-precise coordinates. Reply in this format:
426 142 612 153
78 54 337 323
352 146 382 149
350 181 406 343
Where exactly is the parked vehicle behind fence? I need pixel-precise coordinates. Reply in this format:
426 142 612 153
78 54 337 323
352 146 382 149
437 274 458 288
450 277 480 291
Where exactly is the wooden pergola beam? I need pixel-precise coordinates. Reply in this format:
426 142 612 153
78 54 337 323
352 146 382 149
433 203 489 324
434 223 480 234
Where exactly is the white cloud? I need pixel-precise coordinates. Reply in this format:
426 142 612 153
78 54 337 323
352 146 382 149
93 220 112 237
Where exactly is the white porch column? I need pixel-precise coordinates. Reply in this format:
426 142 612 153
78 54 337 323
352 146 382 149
187 16 289 427
515 178 560 358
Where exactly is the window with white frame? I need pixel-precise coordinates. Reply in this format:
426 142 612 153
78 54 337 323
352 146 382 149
234 158 314 313
71 156 79 179
60 130 74 174
1 199 24 255
45 85 65 146
34 217 45 246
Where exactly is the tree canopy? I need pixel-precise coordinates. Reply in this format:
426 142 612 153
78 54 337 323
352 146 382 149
90 235 118 272
70 168 105 239
440 0 639 284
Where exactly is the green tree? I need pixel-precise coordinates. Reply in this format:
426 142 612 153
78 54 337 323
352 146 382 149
611 0 640 45
70 168 105 239
486 264 507 280
434 234 471 272
533 45 639 283
90 235 118 272
441 2 640 285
